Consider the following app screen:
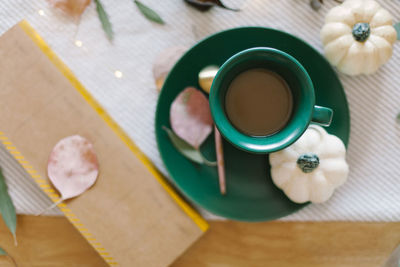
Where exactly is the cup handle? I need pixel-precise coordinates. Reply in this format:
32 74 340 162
311 105 333 127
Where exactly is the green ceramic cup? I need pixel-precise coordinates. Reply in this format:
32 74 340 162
209 47 333 154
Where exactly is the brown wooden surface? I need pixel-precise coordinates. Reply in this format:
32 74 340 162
0 216 398 267
0 215 107 267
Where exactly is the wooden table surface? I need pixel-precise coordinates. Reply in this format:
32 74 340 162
0 216 398 266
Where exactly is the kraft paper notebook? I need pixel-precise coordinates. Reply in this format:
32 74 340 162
0 21 208 266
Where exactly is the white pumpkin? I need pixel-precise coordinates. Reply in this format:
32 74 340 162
269 125 349 203
320 0 397 75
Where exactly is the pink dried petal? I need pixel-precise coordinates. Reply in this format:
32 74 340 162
48 0 91 18
170 87 213 149
47 135 99 200
153 46 188 91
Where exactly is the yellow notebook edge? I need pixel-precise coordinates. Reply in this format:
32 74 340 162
17 21 208 230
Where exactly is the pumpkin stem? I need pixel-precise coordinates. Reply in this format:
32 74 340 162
297 153 320 173
352 23 370 42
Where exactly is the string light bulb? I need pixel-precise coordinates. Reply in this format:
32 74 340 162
114 70 123 78
74 40 83 47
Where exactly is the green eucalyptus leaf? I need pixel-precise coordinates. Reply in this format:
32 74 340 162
394 23 400 40
0 247 6 256
397 112 400 122
0 168 17 245
134 0 165 25
94 0 113 40
163 127 216 166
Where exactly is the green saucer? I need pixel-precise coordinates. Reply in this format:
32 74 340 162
155 27 350 221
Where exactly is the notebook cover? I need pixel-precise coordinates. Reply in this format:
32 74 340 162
0 21 208 266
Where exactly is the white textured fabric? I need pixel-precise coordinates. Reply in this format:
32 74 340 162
0 0 399 221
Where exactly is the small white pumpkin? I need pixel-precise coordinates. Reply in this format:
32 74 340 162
320 0 397 75
269 125 349 203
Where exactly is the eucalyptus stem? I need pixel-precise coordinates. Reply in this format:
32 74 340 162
0 247 17 267
198 151 217 166
8 254 17 267
36 199 64 216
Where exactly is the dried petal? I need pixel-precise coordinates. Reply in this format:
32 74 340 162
153 46 188 91
48 135 99 200
184 0 239 11
170 87 213 149
310 0 323 11
48 0 91 18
